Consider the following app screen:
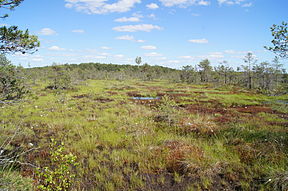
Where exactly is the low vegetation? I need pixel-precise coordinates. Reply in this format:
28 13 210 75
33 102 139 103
0 72 287 190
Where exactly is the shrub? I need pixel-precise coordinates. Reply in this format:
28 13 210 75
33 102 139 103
0 54 28 101
35 139 78 191
46 64 72 90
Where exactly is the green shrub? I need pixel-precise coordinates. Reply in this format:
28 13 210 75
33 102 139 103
0 54 28 101
36 139 78 191
47 65 72 90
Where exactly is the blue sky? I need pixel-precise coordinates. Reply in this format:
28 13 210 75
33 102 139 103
2 0 288 69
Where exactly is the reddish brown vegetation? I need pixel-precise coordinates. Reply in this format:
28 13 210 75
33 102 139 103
235 105 273 114
127 91 142 97
156 140 204 174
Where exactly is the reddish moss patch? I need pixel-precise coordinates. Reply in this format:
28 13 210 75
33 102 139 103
156 140 204 174
185 104 228 115
235 105 273 114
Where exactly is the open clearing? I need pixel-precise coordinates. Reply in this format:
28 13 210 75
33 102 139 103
1 80 287 190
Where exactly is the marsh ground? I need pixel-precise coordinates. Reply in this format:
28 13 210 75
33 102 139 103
1 80 287 190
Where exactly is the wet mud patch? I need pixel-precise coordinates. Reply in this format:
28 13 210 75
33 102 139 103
72 94 90 99
127 91 143 97
94 97 114 103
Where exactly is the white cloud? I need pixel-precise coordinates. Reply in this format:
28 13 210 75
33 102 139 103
208 52 224 59
116 35 145 43
114 16 140 22
154 56 167 60
198 0 210 6
147 14 156 19
31 55 44 62
65 3 73 8
132 12 144 18
146 3 159 9
167 60 181 64
32 58 44 62
48 46 65 51
72 29 85 33
159 0 210 7
113 24 162 32
242 2 252 7
224 50 249 54
145 52 162 57
188 38 208 44
136 39 145 43
114 54 125 58
179 55 195 59
217 0 248 6
116 35 135 41
141 45 157 50
99 52 110 56
84 55 107 59
39 28 57 36
100 46 112 50
64 0 141 14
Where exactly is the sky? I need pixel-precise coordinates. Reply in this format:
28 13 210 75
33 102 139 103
2 0 288 69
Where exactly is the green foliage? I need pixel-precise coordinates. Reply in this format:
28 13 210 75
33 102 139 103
157 95 178 127
214 61 234 84
265 22 288 58
0 54 28 100
0 0 40 54
0 26 39 54
47 65 72 90
242 52 257 89
180 65 197 83
135 56 142 65
36 139 78 191
0 0 24 18
198 59 212 82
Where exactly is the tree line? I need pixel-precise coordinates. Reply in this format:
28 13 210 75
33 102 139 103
180 53 287 93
